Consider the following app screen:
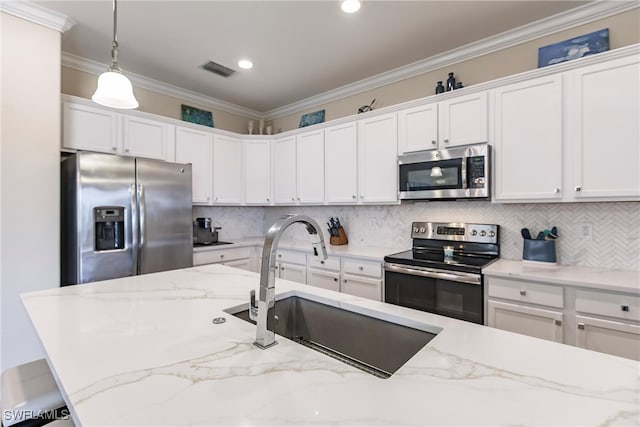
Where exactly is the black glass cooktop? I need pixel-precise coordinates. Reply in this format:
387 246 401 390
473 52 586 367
384 248 498 274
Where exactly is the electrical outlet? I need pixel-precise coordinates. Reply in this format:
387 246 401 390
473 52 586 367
576 222 593 240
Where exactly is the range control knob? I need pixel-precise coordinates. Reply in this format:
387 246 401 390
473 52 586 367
419 227 426 233
488 231 496 237
413 227 420 233
471 230 478 236
480 230 487 237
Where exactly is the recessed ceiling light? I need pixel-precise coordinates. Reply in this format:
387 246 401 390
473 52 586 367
341 0 361 13
238 59 253 70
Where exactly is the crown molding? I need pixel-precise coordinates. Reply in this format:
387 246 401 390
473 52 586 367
0 1 75 33
264 1 639 119
62 52 263 119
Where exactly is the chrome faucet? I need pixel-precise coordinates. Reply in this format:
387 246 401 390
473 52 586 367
249 214 328 349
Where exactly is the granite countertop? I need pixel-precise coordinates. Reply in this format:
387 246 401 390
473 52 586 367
22 264 639 426
192 237 401 261
484 259 640 294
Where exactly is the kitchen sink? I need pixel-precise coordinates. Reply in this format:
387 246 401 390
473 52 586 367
226 293 439 378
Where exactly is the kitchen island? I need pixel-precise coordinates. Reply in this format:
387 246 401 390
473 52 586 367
22 264 639 426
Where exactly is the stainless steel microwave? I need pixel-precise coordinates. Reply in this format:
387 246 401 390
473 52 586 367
398 143 490 201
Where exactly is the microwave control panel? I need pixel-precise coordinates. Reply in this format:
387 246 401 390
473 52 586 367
467 156 486 189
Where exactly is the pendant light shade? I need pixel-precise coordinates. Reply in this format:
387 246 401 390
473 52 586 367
92 0 139 109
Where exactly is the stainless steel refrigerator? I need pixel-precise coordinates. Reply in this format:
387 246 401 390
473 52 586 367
61 152 193 285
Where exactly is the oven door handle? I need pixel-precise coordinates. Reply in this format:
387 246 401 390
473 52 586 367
384 262 481 285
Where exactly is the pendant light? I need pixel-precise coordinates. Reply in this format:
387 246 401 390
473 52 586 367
92 0 139 109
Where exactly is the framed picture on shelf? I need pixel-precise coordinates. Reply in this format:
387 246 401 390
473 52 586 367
299 110 325 128
538 28 609 68
181 104 214 128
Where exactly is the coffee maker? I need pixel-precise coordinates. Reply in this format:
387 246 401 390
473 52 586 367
193 217 221 245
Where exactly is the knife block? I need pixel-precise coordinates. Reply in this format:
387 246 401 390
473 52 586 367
330 226 348 246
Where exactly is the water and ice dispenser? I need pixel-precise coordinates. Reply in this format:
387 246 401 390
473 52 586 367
94 207 125 251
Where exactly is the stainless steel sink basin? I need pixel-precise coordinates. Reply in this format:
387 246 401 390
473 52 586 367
227 293 438 378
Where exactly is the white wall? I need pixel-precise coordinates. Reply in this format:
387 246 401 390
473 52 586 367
200 201 639 271
0 13 61 375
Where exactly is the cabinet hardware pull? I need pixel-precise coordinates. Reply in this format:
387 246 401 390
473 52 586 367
320 261 325 264
333 278 338 282
281 267 285 271
266 198 270 202
352 195 356 199
554 320 562 326
112 147 117 151
278 254 282 258
621 305 630 312
431 140 436 145
344 279 347 283
578 323 585 330
519 290 527 296
125 148 130 153
444 138 449 143
554 188 560 193
575 186 582 192
220 255 224 259
358 266 364 271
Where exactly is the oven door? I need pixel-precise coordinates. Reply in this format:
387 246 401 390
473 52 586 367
384 263 483 324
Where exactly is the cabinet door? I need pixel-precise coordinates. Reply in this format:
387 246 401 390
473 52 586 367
62 102 118 153
175 127 213 204
576 316 640 360
307 268 340 292
487 300 563 343
223 258 252 271
244 139 271 205
297 129 324 204
325 122 358 204
398 103 438 153
342 274 382 301
569 55 640 201
493 75 563 202
273 136 297 204
439 91 488 148
357 113 398 203
278 262 306 284
212 135 243 204
575 315 640 360
121 115 174 161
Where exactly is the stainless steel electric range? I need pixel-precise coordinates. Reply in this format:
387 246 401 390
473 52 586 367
384 222 499 324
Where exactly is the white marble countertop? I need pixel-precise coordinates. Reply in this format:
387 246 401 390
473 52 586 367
22 265 639 426
193 237 401 261
484 259 640 294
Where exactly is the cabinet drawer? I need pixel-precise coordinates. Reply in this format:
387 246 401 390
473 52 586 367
275 249 307 265
487 277 564 308
307 268 340 292
575 289 640 321
342 274 382 301
307 255 340 271
193 247 251 265
342 258 382 278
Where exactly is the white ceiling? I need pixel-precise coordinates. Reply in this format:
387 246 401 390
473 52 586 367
37 1 592 113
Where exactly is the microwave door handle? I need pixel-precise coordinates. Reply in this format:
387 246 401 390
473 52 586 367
384 263 481 285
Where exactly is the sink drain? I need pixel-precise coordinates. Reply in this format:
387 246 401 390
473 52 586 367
212 317 226 324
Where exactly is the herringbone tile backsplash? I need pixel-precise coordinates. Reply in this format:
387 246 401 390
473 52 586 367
197 201 640 271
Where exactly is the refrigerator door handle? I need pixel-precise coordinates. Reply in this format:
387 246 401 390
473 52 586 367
131 184 139 275
138 184 146 271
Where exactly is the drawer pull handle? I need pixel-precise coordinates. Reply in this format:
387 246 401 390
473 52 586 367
577 323 585 330
358 266 364 271
320 261 325 264
281 267 285 271
333 278 338 282
220 255 224 259
554 320 562 326
344 279 347 283
621 305 630 312
519 290 527 296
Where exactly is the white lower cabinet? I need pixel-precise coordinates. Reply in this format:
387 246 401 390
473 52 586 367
193 247 252 271
487 300 563 343
340 257 383 301
278 262 307 283
307 268 340 292
486 275 640 360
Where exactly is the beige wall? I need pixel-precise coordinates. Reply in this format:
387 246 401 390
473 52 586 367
62 67 252 134
0 13 61 375
272 8 640 132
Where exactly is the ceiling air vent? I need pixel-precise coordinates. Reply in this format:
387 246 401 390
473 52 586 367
202 61 236 78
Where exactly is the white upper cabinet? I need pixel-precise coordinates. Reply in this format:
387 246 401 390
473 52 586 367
439 91 488 148
63 102 118 154
567 55 640 201
296 129 325 204
175 126 213 205
493 75 563 202
273 135 297 204
325 122 358 204
120 115 175 161
244 139 271 205
212 135 243 205
357 112 399 203
398 103 438 153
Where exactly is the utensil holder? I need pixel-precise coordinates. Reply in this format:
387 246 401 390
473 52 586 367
330 227 348 246
523 239 557 264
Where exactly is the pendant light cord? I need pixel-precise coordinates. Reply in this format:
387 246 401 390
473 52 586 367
110 0 121 72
